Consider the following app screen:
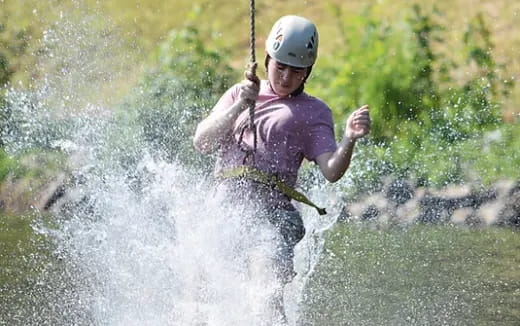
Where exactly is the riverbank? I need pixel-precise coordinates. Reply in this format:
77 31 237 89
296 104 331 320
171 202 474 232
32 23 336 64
341 178 520 228
1 165 519 229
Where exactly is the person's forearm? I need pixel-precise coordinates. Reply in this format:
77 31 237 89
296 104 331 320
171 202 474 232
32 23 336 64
323 136 356 182
193 100 246 153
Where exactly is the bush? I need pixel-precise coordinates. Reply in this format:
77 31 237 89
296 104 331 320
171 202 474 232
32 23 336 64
0 147 15 182
308 5 441 144
307 4 516 188
119 20 238 173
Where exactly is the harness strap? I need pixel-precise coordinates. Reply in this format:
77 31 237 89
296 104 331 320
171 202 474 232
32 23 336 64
219 166 327 216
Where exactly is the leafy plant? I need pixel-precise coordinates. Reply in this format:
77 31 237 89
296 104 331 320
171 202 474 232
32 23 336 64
119 14 239 172
0 147 15 182
308 5 443 144
308 5 517 189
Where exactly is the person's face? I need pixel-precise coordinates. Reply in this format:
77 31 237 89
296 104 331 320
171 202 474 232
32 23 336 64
267 59 308 97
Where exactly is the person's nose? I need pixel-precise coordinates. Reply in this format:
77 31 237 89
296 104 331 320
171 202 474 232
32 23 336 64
280 68 291 81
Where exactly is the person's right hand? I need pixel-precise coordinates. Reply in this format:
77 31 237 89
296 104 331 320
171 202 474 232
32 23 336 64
238 66 260 106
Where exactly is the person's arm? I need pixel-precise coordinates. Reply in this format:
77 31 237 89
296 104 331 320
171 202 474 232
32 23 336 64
315 105 371 182
193 70 260 154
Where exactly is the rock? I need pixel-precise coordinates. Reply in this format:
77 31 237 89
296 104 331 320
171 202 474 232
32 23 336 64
477 200 505 226
417 192 450 223
451 207 474 225
416 184 499 224
429 184 472 198
361 204 380 221
395 187 425 224
38 173 67 210
336 205 352 223
348 192 394 223
497 181 520 227
385 178 414 205
344 180 514 226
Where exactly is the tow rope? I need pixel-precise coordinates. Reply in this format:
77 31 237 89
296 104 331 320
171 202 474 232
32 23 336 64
219 166 327 216
237 0 258 163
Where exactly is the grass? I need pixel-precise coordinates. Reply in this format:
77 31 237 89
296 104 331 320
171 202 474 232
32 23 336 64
2 0 519 114
302 224 520 325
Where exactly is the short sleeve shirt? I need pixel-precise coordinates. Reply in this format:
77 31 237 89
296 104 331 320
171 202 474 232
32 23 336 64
213 80 337 188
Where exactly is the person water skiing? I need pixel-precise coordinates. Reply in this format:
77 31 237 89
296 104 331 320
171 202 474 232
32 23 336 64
193 15 371 322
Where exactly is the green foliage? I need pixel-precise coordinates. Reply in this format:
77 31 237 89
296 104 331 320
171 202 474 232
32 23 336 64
0 1 516 189
0 52 10 87
0 147 15 182
309 5 441 143
431 12 512 143
0 23 13 86
0 90 74 153
0 146 67 185
119 16 238 172
460 124 520 185
0 9 32 87
309 5 517 188
0 94 7 147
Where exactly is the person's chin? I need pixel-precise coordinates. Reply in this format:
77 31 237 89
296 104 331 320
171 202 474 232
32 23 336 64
275 86 292 97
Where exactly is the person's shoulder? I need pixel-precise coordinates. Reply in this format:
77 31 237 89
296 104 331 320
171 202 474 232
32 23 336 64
300 92 332 113
221 82 242 99
229 82 242 91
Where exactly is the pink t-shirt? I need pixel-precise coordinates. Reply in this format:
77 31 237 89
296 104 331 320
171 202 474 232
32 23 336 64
213 80 337 189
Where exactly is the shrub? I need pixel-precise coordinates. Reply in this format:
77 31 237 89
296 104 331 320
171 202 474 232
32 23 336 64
119 20 238 173
307 4 516 188
308 5 441 144
0 147 15 182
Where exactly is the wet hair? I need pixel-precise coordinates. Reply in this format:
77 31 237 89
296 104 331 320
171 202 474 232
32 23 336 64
264 55 313 97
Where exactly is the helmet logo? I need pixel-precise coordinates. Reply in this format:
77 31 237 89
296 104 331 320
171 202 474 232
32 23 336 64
273 33 283 51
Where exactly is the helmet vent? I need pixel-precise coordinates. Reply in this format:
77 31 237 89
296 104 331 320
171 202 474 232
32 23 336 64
307 34 316 49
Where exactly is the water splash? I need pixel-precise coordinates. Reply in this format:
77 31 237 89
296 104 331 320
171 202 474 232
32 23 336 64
1 4 332 326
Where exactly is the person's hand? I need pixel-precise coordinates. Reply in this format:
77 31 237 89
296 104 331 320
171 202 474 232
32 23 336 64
238 64 260 106
345 105 371 140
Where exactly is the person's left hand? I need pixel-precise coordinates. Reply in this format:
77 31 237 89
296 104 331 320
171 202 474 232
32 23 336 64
345 105 371 140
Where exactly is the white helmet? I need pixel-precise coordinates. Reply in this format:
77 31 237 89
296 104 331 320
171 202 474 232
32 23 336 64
265 15 319 68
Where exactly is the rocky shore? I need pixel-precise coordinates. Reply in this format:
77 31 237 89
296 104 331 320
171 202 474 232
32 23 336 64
340 179 520 228
1 173 519 228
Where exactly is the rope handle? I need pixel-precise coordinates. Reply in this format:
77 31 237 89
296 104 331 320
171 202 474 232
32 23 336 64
248 0 257 154
237 0 258 161
249 0 256 64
